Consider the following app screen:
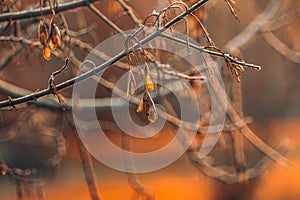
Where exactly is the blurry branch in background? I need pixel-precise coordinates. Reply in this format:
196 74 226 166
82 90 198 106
224 0 300 64
261 26 300 63
224 0 284 53
260 0 300 64
0 77 253 134
0 22 39 69
121 131 155 200
0 107 66 200
66 115 103 200
87 3 124 35
116 0 142 26
0 154 46 200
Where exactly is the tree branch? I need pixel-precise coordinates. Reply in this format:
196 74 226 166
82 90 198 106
0 0 99 22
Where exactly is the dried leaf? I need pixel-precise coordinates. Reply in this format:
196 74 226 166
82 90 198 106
1 169 6 176
43 46 51 60
49 39 56 50
225 57 243 83
49 20 62 50
38 20 48 46
147 107 157 123
136 91 157 123
145 74 154 91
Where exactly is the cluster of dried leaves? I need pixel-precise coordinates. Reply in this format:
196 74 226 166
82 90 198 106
38 0 62 60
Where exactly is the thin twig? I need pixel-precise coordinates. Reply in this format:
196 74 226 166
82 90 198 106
87 3 125 36
260 26 300 63
116 0 142 27
0 36 41 47
160 33 261 70
69 23 97 38
187 141 289 184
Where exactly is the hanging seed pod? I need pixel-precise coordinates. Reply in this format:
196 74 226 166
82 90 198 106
1 169 6 176
144 92 157 123
49 17 62 50
136 90 157 123
147 107 157 123
43 46 51 60
136 97 144 113
126 71 137 96
145 74 154 91
0 165 6 176
38 20 48 47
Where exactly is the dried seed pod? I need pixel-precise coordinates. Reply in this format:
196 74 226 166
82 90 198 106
136 98 144 113
1 168 6 176
43 46 51 60
38 20 48 46
136 90 157 123
126 71 137 96
145 74 154 91
49 18 62 50
147 107 157 123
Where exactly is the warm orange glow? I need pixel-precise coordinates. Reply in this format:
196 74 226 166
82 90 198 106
49 40 56 51
107 0 122 14
145 74 154 91
43 47 51 60
56 35 62 47
1 169 6 176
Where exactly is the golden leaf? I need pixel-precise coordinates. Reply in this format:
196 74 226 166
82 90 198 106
49 39 56 50
56 35 62 47
43 46 51 60
49 23 62 50
147 115 153 123
145 74 154 91
1 169 6 176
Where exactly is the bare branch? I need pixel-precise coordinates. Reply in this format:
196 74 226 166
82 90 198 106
0 36 40 47
161 33 261 70
187 141 290 184
0 0 99 22
261 26 300 63
66 115 103 200
87 3 124 35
